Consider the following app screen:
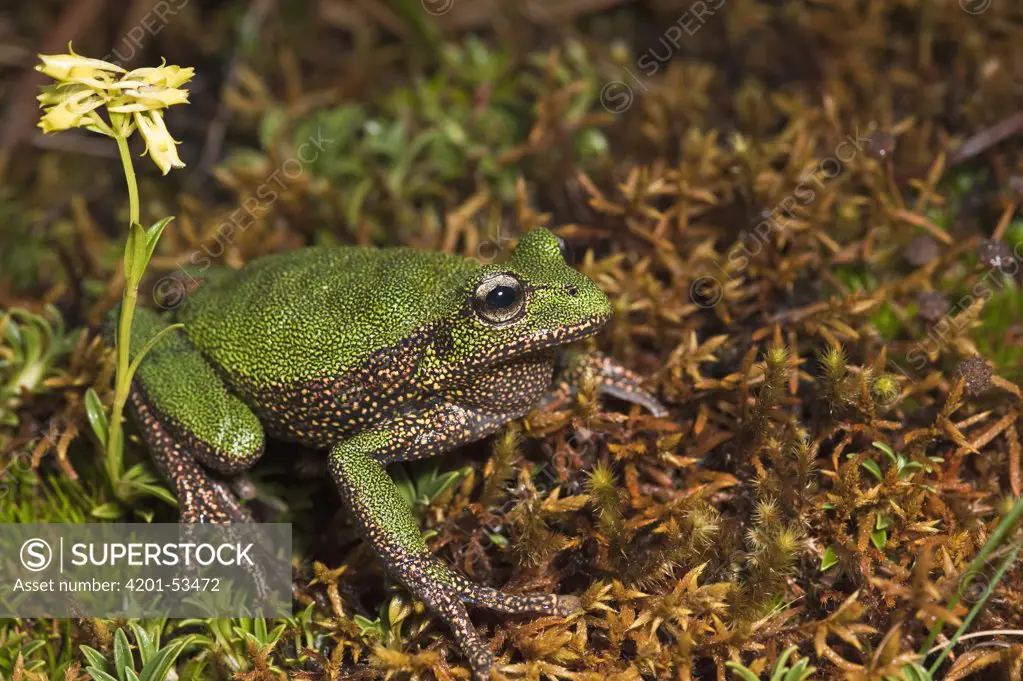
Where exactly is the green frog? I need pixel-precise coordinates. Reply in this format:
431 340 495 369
124 228 664 678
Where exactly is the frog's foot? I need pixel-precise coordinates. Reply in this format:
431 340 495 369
455 580 583 617
545 350 667 416
330 426 581 680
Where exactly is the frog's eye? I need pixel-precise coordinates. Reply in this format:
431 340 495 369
554 234 574 264
473 273 525 325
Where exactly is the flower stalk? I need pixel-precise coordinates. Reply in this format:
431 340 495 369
35 46 193 500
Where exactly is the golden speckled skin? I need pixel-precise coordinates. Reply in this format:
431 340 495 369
124 228 665 679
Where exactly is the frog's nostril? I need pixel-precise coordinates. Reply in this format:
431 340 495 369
566 285 579 297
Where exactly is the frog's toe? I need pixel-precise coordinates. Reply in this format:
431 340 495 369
177 478 253 523
469 648 495 681
548 351 668 417
551 594 583 616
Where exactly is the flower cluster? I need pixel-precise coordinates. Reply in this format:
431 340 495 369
36 47 193 174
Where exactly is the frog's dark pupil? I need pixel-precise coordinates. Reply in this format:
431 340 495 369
485 285 517 309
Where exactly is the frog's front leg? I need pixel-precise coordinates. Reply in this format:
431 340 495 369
543 350 667 416
123 308 265 523
329 405 579 680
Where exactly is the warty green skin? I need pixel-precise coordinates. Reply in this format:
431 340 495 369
124 228 665 679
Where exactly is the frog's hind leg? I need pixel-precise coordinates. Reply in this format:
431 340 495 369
121 307 265 523
330 421 582 680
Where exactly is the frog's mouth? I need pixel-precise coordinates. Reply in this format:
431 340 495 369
530 311 611 349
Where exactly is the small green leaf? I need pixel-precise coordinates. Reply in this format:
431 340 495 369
871 528 888 551
820 546 839 571
113 628 133 681
725 661 762 681
123 222 148 286
128 623 155 664
353 614 384 637
821 502 836 510
391 465 415 507
126 323 184 384
876 513 891 530
138 636 191 681
84 387 108 447
143 217 175 271
901 662 934 681
486 531 509 548
861 459 883 481
770 646 798 681
872 441 898 464
783 658 817 681
91 502 123 520
80 645 110 672
86 669 120 681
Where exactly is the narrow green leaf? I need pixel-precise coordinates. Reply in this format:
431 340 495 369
128 623 154 664
80 645 110 671
784 659 816 681
861 459 883 481
126 323 184 383
84 388 108 447
86 668 120 681
90 502 123 520
255 617 267 642
872 441 897 463
871 529 888 551
123 222 147 286
143 217 175 272
391 465 415 507
122 480 178 506
138 636 191 681
113 628 132 681
725 662 762 681
770 646 797 681
353 614 383 637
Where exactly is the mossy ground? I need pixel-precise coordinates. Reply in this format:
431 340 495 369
2 1 1023 679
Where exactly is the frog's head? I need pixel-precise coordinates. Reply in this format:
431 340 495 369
442 228 612 367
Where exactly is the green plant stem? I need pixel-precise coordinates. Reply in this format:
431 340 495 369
920 495 1023 656
928 541 1022 675
107 134 141 491
116 135 140 226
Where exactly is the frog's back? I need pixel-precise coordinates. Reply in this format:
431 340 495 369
176 245 478 389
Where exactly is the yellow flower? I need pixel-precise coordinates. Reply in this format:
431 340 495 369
108 85 190 112
35 49 125 81
36 47 194 174
36 86 104 133
135 110 184 175
125 65 195 89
